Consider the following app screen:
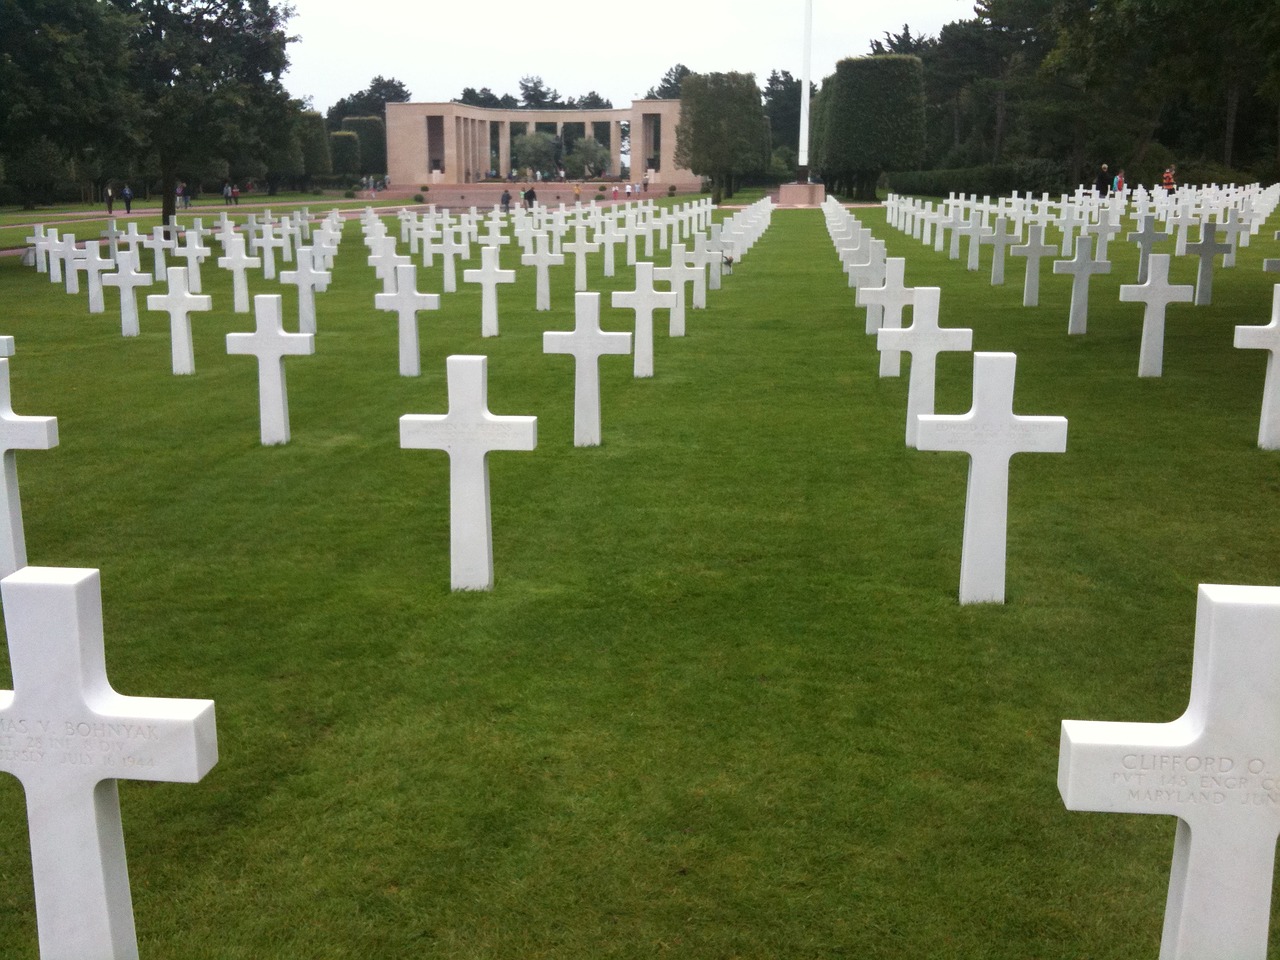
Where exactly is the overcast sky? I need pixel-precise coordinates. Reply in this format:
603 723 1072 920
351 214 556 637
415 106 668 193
282 0 975 112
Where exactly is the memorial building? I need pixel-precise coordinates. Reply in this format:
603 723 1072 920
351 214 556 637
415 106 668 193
386 99 698 189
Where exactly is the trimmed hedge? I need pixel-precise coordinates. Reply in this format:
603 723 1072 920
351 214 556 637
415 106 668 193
885 160 1070 199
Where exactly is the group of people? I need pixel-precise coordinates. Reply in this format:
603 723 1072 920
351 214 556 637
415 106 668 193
103 184 134 215
1094 162 1179 197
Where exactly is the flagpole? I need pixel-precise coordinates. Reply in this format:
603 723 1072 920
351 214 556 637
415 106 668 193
797 0 813 182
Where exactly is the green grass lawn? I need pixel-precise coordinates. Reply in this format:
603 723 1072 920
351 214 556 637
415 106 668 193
0 200 1277 958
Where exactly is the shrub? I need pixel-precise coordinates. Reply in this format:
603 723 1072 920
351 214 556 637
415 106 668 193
885 160 1070 199
413 193 425 203
667 184 677 197
419 185 430 192
343 189 356 198
594 193 606 201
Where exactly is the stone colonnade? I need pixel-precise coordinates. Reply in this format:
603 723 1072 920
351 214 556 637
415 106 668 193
386 99 695 188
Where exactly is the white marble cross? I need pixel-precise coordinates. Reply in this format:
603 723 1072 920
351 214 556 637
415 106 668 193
143 227 177 281
520 232 563 311
916 352 1067 604
982 216 1020 285
374 264 439 377
612 261 677 379
79 242 114 315
704 225 728 290
1128 215 1171 284
145 267 212 375
1053 237 1112 334
99 219 123 264
597 218 622 278
438 226 465 294
0 342 57 579
562 223 600 292
876 288 973 447
0 565 217 960
101 248 153 337
216 234 261 314
226 295 314 445
543 292 632 447
462 245 517 338
400 355 537 591
1234 285 1280 449
175 231 210 294
1119 253 1194 377
856 257 914 377
26 225 50 274
1186 222 1232 306
258 221 288 281
1011 224 1056 307
653 244 700 337
1059 583 1280 960
961 207 993 271
279 248 331 335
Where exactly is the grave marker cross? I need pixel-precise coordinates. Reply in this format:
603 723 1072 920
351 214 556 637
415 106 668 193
543 292 632 446
1233 285 1280 449
399 355 537 591
876 288 973 447
612 261 678 378
0 341 57 578
1059 583 1280 960
226 295 315 445
145 267 212 375
916 352 1067 604
1128 215 1171 283
101 249 154 337
856 257 915 377
1010 224 1056 307
1119 253 1194 377
520 232 564 311
0 565 217 960
1186 222 1232 306
374 264 440 377
462 245 517 337
1053 237 1112 334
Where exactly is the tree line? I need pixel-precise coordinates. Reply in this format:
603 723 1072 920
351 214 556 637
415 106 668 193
6 0 1276 215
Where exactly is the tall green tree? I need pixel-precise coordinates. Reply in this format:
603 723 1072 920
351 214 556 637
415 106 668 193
818 55 925 201
109 0 295 224
457 87 518 108
0 0 137 205
674 72 769 202
645 64 691 100
326 75 411 129
299 110 332 182
341 116 387 176
519 76 561 109
511 132 557 176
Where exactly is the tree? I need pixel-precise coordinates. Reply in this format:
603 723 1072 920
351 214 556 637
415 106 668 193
519 76 562 109
646 64 691 100
0 0 137 206
564 137 611 179
762 70 815 159
329 131 360 175
674 72 770 202
566 92 613 110
110 0 296 226
341 116 387 175
818 55 925 201
511 132 557 176
870 24 936 56
326 76 411 129
299 110 332 182
457 87 518 109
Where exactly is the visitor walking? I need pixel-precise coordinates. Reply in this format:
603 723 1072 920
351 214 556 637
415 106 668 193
1162 165 1177 194
105 186 114 215
122 184 133 214
1094 163 1110 197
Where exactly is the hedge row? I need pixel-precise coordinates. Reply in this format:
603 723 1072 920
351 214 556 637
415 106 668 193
884 160 1071 199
